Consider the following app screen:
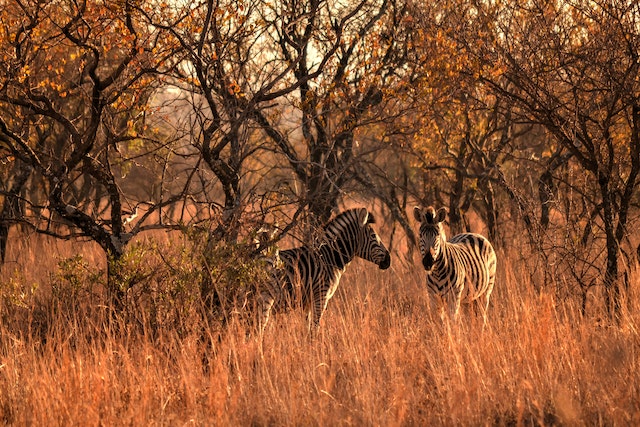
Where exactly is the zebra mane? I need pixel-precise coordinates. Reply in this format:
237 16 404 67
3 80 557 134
323 208 371 241
424 207 437 224
415 206 447 226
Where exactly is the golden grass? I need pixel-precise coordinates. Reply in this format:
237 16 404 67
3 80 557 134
1 233 639 426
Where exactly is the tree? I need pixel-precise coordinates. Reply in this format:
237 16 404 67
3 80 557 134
466 0 640 317
0 0 185 306
251 0 417 225
392 0 520 243
142 0 423 244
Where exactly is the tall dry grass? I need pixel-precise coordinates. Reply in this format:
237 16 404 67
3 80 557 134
1 229 639 426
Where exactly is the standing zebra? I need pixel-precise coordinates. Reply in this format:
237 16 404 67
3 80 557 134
413 206 497 323
259 208 391 333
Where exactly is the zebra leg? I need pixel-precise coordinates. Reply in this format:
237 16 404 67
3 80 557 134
429 293 446 322
310 289 330 331
478 290 492 328
478 271 496 327
449 290 463 322
259 291 275 335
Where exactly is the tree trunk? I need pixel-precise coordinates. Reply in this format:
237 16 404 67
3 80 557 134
448 168 466 236
479 179 499 245
107 249 127 313
538 170 554 230
599 172 621 319
0 161 32 264
603 232 621 320
308 181 339 224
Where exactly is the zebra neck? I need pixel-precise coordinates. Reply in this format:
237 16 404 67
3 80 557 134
434 242 449 269
319 241 352 271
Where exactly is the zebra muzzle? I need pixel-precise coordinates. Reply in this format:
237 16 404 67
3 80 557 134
422 254 434 271
379 252 391 270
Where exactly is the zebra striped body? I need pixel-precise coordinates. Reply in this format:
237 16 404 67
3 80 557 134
259 208 391 333
414 206 497 322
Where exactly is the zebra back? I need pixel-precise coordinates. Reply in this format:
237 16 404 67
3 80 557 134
434 233 496 301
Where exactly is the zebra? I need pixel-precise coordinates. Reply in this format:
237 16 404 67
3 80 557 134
413 206 497 323
258 208 391 334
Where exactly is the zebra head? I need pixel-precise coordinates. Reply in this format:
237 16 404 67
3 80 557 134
325 208 391 270
252 224 278 252
414 206 447 272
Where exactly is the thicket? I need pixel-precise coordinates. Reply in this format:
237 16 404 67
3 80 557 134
1 3 639 422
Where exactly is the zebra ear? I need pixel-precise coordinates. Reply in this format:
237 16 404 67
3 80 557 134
436 207 447 223
355 208 372 226
413 206 424 223
366 212 376 224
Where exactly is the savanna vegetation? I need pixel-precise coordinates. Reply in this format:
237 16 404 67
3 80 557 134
1 0 639 424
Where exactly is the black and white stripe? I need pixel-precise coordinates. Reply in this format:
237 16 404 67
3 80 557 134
259 208 391 332
414 206 497 322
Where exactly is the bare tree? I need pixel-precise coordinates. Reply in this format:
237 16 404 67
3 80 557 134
250 0 418 226
464 0 640 317
0 0 188 307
